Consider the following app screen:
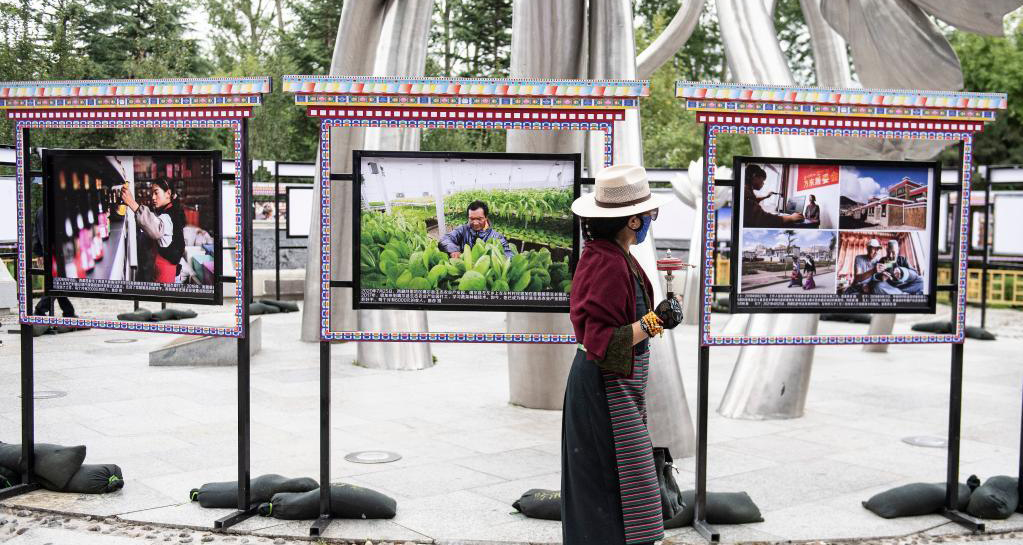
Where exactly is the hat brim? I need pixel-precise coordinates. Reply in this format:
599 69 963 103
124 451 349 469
571 192 671 218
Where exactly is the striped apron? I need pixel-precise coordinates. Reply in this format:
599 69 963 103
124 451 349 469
602 350 663 544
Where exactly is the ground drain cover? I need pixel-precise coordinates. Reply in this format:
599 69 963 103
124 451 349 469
344 451 402 464
18 390 67 400
902 435 947 448
104 338 138 344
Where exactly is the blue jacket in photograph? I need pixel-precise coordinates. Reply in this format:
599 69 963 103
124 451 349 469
439 223 514 258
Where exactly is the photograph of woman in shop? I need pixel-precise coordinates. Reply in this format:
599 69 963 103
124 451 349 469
120 179 186 283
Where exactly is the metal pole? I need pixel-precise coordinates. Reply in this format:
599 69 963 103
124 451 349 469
694 126 719 542
311 340 333 537
946 342 963 510
275 162 281 301
20 126 34 485
238 122 252 509
981 181 990 328
217 120 254 530
938 141 984 532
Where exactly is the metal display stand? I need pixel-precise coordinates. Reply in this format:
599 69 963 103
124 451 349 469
976 166 1023 329
0 77 270 532
272 161 314 300
283 75 647 536
677 81 1006 541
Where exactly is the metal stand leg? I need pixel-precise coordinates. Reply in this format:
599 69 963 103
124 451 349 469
694 345 719 542
0 325 41 501
941 342 984 532
310 341 333 537
215 120 255 532
1018 372 1023 513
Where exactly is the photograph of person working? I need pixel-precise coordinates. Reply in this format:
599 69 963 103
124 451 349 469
743 164 805 228
438 200 514 259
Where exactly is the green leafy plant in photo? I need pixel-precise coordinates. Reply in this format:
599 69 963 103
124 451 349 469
359 211 571 294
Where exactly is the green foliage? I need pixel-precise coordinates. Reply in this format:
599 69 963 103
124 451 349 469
360 211 570 293
941 25 1023 167
634 0 752 168
423 0 512 153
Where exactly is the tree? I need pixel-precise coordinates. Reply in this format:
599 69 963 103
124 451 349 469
422 0 512 153
634 0 751 168
942 23 1023 167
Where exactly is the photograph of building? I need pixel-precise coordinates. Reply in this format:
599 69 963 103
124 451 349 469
739 228 837 293
839 165 933 230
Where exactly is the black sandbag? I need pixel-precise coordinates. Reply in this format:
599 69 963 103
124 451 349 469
862 482 971 518
512 489 561 520
665 490 764 528
191 474 318 508
116 309 154 322
911 320 953 334
0 443 86 491
248 302 280 315
260 299 298 312
821 313 872 324
257 484 397 520
0 465 18 488
63 464 124 494
151 308 198 322
967 476 1018 519
964 326 996 340
32 325 52 337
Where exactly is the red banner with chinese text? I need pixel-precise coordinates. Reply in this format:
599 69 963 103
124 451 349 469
796 164 839 191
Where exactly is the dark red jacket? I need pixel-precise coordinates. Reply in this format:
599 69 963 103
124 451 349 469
569 239 654 365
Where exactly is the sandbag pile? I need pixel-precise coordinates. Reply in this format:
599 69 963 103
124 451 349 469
511 488 764 527
249 300 299 315
0 442 123 494
191 475 396 520
864 475 1021 520
257 484 397 520
116 308 198 322
190 474 318 508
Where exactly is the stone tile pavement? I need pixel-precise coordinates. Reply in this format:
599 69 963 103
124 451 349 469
0 303 1022 543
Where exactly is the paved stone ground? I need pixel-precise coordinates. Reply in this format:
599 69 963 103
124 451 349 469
1 300 1022 544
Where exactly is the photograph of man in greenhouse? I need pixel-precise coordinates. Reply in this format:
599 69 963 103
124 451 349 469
439 200 514 259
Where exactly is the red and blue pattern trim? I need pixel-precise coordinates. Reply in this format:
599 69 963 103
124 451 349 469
699 124 973 346
14 118 247 337
314 117 611 343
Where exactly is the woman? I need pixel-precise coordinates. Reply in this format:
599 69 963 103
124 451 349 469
788 256 802 287
802 256 817 290
563 164 683 545
121 179 186 283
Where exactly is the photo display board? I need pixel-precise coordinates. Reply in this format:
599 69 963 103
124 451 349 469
42 149 222 304
1 176 16 244
286 185 313 238
731 156 939 314
993 192 1023 256
353 150 580 312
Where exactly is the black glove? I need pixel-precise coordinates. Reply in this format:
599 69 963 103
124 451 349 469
654 297 683 330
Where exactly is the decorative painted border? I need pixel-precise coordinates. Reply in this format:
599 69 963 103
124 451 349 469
16 119 246 337
699 124 972 346
0 77 271 99
284 75 649 97
694 112 984 133
296 95 638 109
305 106 624 123
687 100 994 122
677 81 1007 110
316 117 613 343
7 108 254 120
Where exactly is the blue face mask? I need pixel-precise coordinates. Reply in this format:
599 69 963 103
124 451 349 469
632 214 652 244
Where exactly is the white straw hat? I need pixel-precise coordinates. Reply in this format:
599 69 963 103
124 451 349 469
571 164 669 218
